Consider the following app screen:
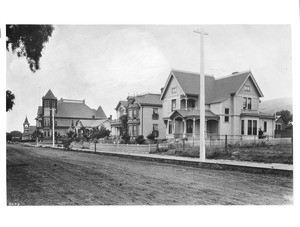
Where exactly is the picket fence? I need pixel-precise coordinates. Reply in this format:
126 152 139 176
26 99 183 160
71 142 157 154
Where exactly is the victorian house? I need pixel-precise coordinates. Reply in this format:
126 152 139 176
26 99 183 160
22 116 36 140
36 89 107 139
111 93 166 139
160 69 275 141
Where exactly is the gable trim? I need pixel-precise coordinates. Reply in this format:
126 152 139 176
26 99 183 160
235 71 264 97
160 70 186 100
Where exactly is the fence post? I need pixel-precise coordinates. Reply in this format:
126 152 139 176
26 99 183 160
149 144 151 152
183 139 185 150
94 142 96 152
225 135 228 153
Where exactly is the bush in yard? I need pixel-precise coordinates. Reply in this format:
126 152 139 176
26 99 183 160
146 132 155 141
135 135 145 144
62 130 76 149
121 132 131 144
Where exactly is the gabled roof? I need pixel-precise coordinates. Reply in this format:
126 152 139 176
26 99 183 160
115 100 128 110
78 119 109 128
169 109 219 119
161 69 263 104
56 100 106 119
135 93 162 106
23 116 30 125
42 89 57 100
95 106 107 119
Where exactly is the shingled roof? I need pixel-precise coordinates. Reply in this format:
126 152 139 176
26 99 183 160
23 116 30 125
42 89 57 100
55 100 107 119
135 93 162 106
162 69 263 104
115 100 128 110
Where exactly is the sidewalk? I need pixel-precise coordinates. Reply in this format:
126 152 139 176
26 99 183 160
27 143 293 175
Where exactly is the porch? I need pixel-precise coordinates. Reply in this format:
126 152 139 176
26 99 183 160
166 110 220 141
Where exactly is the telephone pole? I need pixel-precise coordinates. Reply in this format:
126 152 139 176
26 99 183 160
194 28 208 162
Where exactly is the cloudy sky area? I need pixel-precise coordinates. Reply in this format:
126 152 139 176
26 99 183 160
6 25 292 132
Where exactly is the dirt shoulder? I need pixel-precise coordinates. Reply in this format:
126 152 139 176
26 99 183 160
7 144 293 205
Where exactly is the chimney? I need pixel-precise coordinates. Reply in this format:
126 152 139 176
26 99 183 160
160 87 164 95
83 99 85 104
109 115 112 120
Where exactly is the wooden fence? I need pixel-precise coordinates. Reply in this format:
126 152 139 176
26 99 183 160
71 142 157 154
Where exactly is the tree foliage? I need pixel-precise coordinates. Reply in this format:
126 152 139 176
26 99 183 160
92 126 111 140
276 109 293 124
6 25 54 72
6 90 15 112
119 115 128 135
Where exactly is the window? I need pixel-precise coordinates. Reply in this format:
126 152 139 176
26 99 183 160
187 120 193 133
133 109 138 119
44 100 50 108
71 120 74 127
276 124 282 131
55 120 57 127
128 110 132 119
171 99 176 111
247 120 257 135
243 97 252 110
133 125 138 136
253 120 257 135
44 118 50 126
243 97 247 109
248 120 252 135
171 87 177 94
264 121 267 132
153 124 159 138
244 85 250 91
169 122 173 134
152 108 159 120
247 98 252 109
241 120 244 135
224 108 230 122
128 125 132 136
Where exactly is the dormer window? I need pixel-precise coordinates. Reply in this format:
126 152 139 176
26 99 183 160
171 87 177 94
244 85 250 91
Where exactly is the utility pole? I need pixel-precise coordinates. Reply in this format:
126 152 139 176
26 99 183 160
194 28 208 162
51 108 55 147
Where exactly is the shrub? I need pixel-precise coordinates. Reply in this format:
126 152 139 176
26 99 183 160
135 135 145 144
121 132 131 144
146 132 155 141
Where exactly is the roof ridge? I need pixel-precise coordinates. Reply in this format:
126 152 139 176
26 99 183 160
171 68 214 77
215 70 251 80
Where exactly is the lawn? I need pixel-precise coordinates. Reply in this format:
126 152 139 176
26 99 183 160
152 143 293 164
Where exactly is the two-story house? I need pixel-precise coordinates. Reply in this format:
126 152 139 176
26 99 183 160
160 69 275 141
111 93 166 140
36 89 107 139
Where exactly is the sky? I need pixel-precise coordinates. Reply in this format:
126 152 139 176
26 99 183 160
6 25 292 132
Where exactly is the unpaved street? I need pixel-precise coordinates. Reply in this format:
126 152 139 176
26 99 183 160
7 144 293 205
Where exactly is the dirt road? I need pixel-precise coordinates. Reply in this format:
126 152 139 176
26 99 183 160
6 144 293 205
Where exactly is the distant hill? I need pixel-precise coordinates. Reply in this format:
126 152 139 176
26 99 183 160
260 97 293 114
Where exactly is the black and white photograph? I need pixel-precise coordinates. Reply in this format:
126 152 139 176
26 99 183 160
1 0 299 227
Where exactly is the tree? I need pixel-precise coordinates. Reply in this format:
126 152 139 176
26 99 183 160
6 25 54 111
119 115 128 135
6 25 54 72
6 132 12 142
92 126 111 140
276 110 293 124
6 90 15 112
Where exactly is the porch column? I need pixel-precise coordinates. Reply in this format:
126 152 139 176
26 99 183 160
185 98 188 110
205 119 208 139
192 118 196 138
173 119 176 134
167 120 170 134
183 119 186 138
